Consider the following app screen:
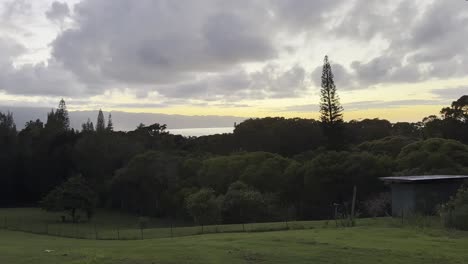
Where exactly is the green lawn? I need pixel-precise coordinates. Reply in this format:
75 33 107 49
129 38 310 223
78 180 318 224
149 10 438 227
1 208 467 263
1 224 468 264
0 208 338 239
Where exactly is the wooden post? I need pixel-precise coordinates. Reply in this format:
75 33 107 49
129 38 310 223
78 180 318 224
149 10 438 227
351 185 357 226
242 223 245 232
334 204 338 227
94 224 98 240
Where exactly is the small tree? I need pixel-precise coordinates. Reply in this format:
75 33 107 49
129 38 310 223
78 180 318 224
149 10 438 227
440 185 468 230
222 181 266 224
41 175 97 222
96 109 106 132
81 118 95 132
106 113 114 131
186 188 222 225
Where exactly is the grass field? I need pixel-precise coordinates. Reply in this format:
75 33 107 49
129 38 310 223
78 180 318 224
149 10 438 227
1 208 468 263
2 223 468 263
0 208 341 240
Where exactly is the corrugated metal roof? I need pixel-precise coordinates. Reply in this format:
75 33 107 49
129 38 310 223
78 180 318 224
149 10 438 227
380 175 468 183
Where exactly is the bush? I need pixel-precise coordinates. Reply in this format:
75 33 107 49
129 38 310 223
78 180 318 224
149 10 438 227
363 192 391 217
185 188 222 225
439 185 468 230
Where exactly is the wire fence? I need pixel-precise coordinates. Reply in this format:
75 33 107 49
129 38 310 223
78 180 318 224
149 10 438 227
0 216 331 240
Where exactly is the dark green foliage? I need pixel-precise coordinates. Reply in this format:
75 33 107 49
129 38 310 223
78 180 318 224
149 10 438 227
346 119 392 143
300 151 392 218
3 96 468 224
106 113 113 131
440 185 468 230
222 182 267 223
81 118 94 132
391 122 421 138
397 138 468 175
319 56 343 124
356 136 417 157
110 151 182 216
41 175 97 222
198 152 293 193
233 117 325 156
96 109 106 132
185 188 222 225
0 111 17 205
45 99 70 132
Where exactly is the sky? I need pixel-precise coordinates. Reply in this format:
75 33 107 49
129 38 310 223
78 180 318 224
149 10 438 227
0 0 467 127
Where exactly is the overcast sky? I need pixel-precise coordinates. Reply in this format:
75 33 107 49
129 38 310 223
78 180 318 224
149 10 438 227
0 0 467 124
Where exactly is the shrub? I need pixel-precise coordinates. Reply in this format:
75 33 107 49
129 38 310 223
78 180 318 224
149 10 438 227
363 192 391 217
439 185 468 230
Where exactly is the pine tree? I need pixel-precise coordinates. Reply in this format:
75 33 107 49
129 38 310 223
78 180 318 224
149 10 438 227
96 109 105 132
106 113 113 132
319 56 345 149
57 98 70 130
81 118 94 132
319 56 343 124
46 99 70 131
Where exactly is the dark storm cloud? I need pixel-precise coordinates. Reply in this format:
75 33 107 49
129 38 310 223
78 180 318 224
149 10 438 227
0 0 467 101
158 64 307 100
45 2 70 22
51 0 277 88
338 0 468 86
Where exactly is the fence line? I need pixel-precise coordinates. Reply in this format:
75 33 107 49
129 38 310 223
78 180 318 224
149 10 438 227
0 216 328 241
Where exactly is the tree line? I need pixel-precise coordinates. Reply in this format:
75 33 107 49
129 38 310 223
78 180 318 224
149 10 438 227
0 56 467 224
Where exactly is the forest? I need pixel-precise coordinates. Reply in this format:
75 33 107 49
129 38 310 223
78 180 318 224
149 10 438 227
0 58 467 225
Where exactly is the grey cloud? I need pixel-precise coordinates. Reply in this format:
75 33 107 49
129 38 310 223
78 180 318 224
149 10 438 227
0 60 90 96
281 99 448 113
344 99 448 111
159 64 307 100
311 62 356 90
45 2 70 22
332 1 468 86
431 87 468 100
2 0 468 100
1 0 32 20
51 0 278 89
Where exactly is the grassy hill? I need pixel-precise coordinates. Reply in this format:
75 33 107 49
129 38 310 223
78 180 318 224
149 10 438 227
1 208 468 263
1 224 468 264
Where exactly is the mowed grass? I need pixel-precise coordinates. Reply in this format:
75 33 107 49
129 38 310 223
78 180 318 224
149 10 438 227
0 208 343 239
1 224 468 264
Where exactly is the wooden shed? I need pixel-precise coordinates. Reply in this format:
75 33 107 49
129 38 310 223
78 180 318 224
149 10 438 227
380 175 468 216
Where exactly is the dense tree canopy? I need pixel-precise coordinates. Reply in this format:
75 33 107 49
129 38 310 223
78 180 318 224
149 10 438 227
1 95 468 223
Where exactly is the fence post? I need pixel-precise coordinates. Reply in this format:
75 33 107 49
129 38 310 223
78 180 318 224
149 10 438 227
45 223 49 235
94 224 98 240
242 223 245 232
201 225 204 234
351 185 357 226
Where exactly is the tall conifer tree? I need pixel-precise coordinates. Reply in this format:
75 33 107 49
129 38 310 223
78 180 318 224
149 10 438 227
96 109 105 132
320 56 343 124
106 113 113 131
319 56 344 149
